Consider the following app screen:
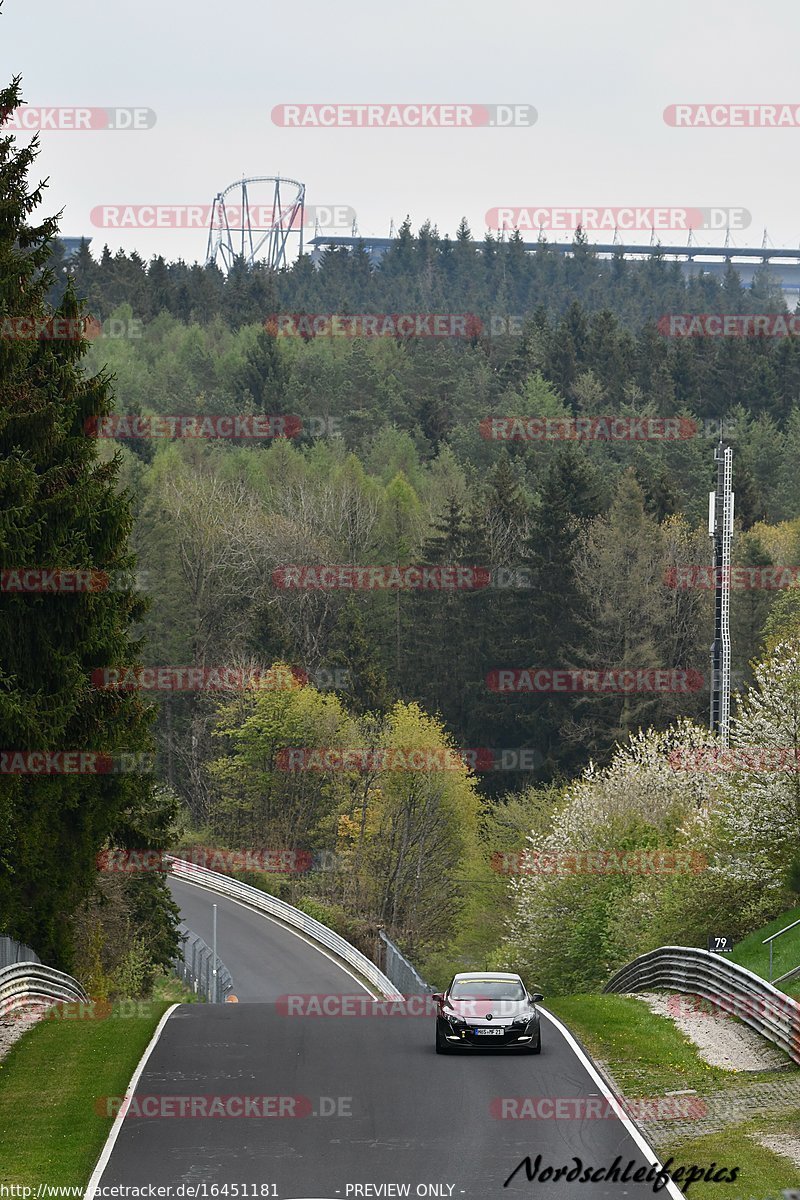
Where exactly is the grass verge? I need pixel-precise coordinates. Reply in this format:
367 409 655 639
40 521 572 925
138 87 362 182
152 971 202 1006
652 1124 799 1198
546 993 799 1198
728 903 800 997
0 998 172 1187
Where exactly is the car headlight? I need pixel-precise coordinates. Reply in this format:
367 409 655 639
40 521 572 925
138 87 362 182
447 1013 466 1027
512 1016 532 1028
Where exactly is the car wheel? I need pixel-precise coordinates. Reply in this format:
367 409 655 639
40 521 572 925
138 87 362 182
435 1025 451 1054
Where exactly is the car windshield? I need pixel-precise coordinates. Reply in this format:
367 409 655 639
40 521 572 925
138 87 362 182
450 979 525 1001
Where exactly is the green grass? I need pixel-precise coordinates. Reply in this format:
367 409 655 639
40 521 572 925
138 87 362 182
728 904 800 995
545 994 799 1199
0 998 172 1186
545 994 792 1096
151 971 202 1005
653 1121 800 1199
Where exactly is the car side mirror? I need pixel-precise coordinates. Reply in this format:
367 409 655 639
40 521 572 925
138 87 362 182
431 992 444 1003
529 992 544 1003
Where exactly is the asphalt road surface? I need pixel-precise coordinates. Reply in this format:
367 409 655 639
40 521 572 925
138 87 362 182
169 876 356 1001
89 876 684 1199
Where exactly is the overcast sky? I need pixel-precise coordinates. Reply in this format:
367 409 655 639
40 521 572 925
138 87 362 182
2 0 799 264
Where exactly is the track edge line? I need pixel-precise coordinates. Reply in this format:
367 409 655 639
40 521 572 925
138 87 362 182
84 1001 180 1197
538 1006 687 1199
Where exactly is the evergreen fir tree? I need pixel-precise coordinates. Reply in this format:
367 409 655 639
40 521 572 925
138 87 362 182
0 75 169 965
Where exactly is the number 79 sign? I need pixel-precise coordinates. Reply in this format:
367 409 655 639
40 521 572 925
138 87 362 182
707 935 733 953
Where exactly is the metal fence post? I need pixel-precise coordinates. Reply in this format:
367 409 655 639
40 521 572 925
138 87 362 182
212 904 218 1004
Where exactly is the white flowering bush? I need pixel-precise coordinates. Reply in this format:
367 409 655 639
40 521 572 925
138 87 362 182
497 720 717 991
715 641 800 889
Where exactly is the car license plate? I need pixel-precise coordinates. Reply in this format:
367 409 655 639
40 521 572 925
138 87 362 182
475 1027 504 1036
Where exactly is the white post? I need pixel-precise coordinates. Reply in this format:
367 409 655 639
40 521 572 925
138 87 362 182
212 903 218 1004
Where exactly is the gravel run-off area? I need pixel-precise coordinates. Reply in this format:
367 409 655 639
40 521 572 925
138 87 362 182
622 991 800 1163
631 989 789 1071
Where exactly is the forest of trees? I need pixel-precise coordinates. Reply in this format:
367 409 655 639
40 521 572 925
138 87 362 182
4 78 800 989
55 228 800 982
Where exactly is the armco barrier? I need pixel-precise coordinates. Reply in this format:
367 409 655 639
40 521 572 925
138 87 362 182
0 962 89 1018
604 945 800 1065
775 962 800 985
168 856 403 1000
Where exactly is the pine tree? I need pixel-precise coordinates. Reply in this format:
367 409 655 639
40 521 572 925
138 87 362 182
323 596 394 715
0 75 163 966
507 447 603 777
237 326 287 411
575 470 696 760
408 496 476 734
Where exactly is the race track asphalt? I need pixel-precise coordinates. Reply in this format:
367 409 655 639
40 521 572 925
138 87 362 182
90 876 684 1199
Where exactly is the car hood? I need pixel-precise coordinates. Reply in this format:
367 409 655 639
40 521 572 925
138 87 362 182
444 998 534 1021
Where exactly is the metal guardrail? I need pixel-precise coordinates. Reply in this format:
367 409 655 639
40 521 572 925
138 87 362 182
764 916 800 982
378 929 434 998
174 922 234 1002
0 935 41 968
168 856 403 1000
774 962 800 985
0 962 89 1017
604 945 800 1065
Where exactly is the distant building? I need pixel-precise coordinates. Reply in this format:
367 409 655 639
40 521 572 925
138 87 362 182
59 237 92 259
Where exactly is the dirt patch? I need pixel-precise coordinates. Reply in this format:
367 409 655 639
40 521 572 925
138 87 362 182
0 1006 47 1061
752 1131 800 1171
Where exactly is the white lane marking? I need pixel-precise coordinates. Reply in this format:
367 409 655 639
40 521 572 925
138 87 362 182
171 876 379 998
85 1002 179 1198
538 1007 687 1200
